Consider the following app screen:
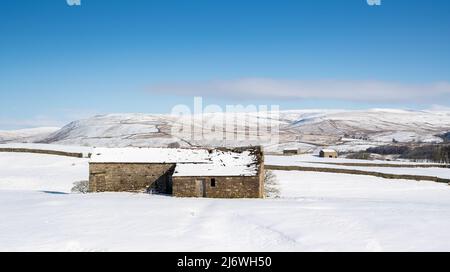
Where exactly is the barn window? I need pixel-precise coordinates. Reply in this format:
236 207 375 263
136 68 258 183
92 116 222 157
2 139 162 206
211 178 216 187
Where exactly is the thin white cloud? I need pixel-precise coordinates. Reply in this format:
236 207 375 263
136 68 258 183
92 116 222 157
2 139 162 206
0 109 101 130
147 78 450 103
0 116 63 130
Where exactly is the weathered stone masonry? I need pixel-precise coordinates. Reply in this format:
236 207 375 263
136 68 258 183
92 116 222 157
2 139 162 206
172 174 264 198
89 163 175 193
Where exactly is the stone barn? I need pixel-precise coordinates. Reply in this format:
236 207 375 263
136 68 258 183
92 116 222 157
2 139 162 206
283 149 299 155
89 146 264 198
319 149 338 158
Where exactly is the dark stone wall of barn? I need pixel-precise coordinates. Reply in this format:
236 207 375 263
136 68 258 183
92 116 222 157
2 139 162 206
172 175 264 198
89 163 175 193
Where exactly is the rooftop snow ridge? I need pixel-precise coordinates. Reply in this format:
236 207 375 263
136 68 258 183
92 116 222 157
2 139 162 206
90 146 263 177
321 149 337 153
90 146 261 163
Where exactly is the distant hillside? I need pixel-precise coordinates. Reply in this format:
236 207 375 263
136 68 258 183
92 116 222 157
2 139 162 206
0 127 60 144
22 109 450 153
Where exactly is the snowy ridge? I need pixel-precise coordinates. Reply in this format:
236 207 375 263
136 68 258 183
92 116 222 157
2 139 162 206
2 109 450 152
0 127 59 144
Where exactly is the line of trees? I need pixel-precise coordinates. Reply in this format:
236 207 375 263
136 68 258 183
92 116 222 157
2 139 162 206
438 145 450 163
366 144 450 163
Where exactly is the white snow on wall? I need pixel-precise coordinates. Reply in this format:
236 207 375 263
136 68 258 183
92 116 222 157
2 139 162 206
0 143 93 157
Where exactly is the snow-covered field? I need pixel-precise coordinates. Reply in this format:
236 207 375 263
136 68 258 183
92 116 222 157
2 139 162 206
266 155 450 179
0 153 88 193
1 152 450 252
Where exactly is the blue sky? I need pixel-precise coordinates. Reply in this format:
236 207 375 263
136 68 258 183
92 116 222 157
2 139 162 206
1 0 450 129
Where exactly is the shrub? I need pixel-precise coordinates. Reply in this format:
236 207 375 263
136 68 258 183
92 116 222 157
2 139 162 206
71 180 89 194
168 142 181 148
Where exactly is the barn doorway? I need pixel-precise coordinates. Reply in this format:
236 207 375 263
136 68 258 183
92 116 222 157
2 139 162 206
195 179 207 197
94 174 106 192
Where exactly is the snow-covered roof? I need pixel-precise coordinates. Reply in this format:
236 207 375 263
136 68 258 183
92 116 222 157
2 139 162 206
90 148 210 164
90 147 260 177
173 150 258 177
320 149 337 153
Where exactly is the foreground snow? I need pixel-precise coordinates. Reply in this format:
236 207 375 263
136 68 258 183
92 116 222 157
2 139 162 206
1 152 450 251
0 153 88 193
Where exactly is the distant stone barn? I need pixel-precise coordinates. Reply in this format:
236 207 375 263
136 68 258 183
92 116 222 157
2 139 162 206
319 149 338 158
89 146 264 198
283 149 300 155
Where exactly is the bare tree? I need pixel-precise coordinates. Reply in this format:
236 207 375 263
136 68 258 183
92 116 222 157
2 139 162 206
264 170 280 198
71 181 89 194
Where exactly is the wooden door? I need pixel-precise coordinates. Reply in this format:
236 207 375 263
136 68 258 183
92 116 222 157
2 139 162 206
196 179 207 197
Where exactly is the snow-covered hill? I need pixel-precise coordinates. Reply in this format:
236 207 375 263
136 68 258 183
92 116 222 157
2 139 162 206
0 127 60 144
5 109 450 152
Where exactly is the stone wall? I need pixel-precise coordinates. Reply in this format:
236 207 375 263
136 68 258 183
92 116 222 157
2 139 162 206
0 148 86 158
313 161 450 168
265 164 450 184
172 175 263 198
89 163 175 193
